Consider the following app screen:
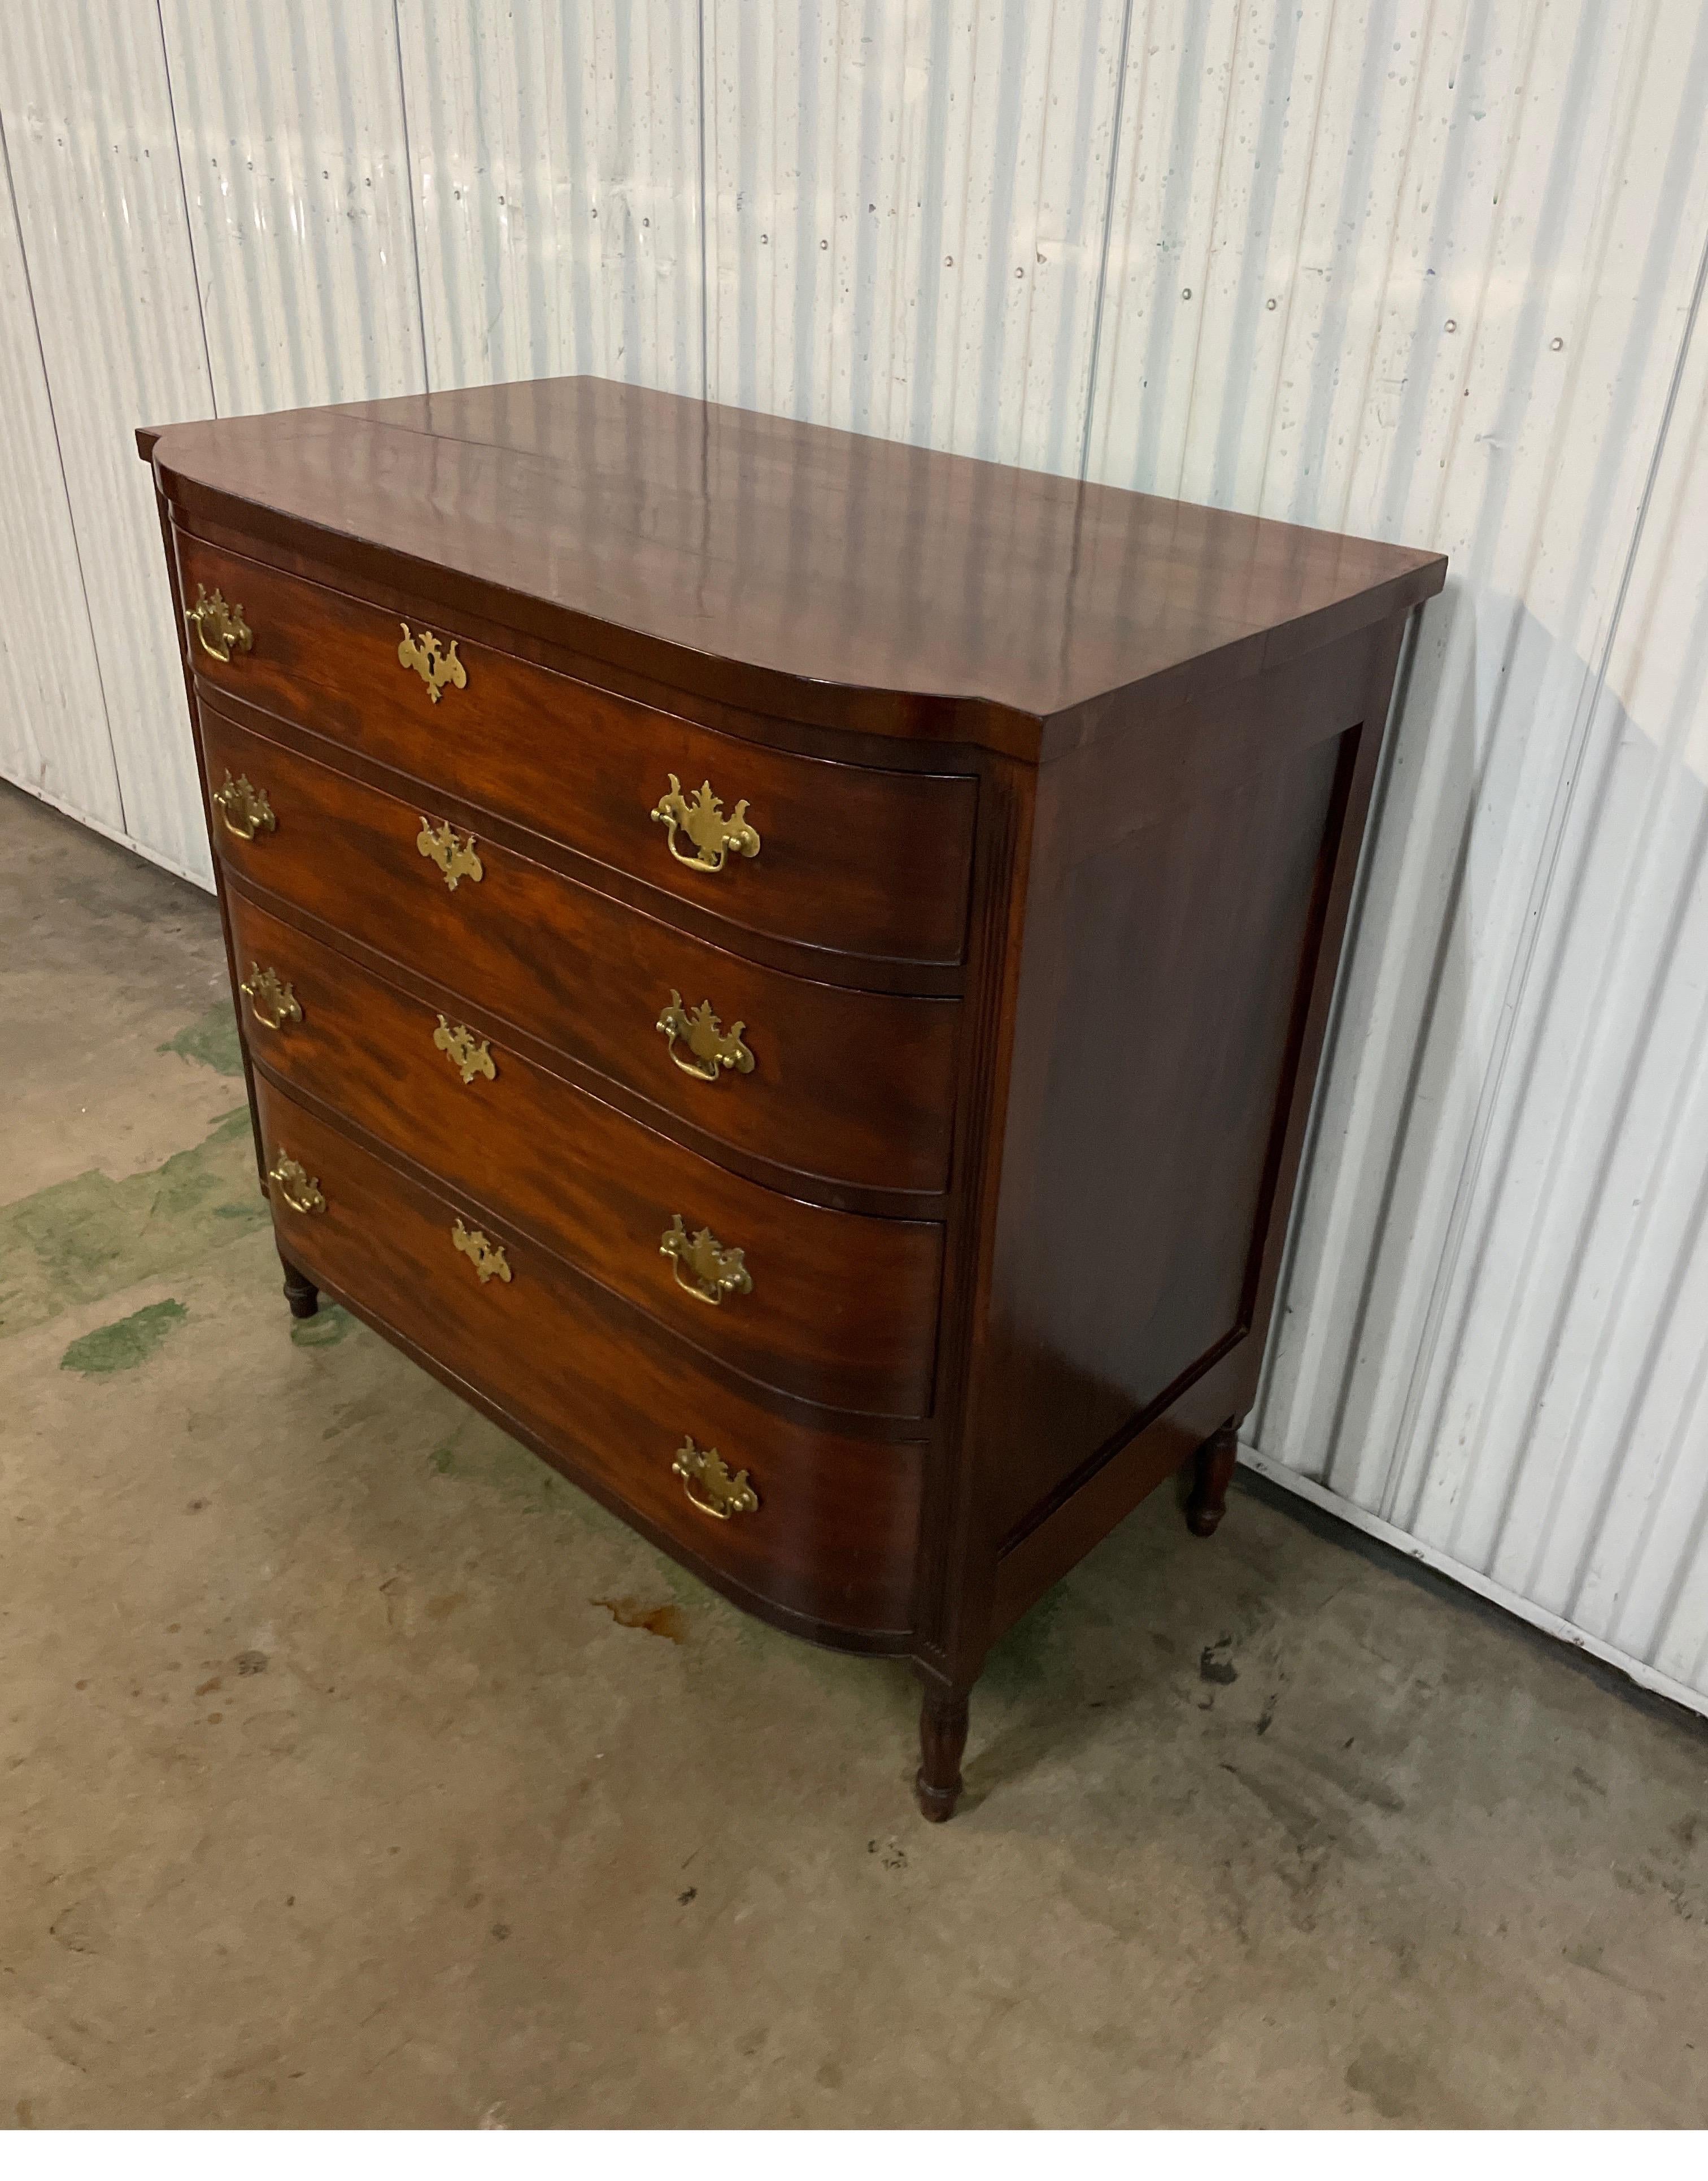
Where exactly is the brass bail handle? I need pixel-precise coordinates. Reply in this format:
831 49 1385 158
655 990 754 1084
672 1437 759 1521
650 775 760 874
267 1152 324 1216
185 584 253 664
660 1214 752 1306
213 773 276 842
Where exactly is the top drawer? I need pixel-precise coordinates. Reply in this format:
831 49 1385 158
175 534 978 970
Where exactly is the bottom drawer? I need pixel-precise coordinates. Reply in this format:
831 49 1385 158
254 1078 922 1639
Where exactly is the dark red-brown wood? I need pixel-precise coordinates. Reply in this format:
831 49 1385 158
198 700 961 1198
178 532 979 970
1186 1423 1240 1538
226 887 944 1422
140 374 1446 1821
255 1076 924 1638
145 378 1444 759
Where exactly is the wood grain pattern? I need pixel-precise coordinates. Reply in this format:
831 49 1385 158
199 703 961 1197
178 532 979 969
255 1076 924 1638
139 375 1447 1818
228 888 943 1422
146 378 1445 757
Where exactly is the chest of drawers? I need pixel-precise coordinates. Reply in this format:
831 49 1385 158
141 378 1444 1819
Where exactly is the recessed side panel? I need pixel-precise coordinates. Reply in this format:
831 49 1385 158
980 659 1372 1555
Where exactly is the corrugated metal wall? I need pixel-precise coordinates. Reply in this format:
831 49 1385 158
5 1 1706 1711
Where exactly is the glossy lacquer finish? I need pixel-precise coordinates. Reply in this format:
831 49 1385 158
178 533 979 970
145 373 1446 1821
149 378 1445 756
227 889 943 1421
198 702 960 1199
255 1078 922 1638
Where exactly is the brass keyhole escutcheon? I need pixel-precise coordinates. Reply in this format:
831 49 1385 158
451 1216 510 1284
417 817 483 890
185 584 252 664
655 990 754 1083
213 773 275 842
398 622 467 704
267 1152 324 1216
433 1016 496 1085
241 964 301 1031
672 1436 759 1521
650 775 760 874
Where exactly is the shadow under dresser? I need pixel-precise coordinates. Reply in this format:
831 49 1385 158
140 377 1446 1820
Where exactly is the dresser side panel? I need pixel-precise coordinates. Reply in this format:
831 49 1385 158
974 616 1409 1574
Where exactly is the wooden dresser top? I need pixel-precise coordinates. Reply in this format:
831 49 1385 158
145 375 1445 758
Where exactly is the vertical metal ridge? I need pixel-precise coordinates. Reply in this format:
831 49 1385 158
1077 0 1135 481
155 0 218 418
696 0 710 398
391 0 433 393
0 90 124 832
1386 180 1708 1543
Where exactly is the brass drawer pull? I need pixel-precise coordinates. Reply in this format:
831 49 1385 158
267 1152 324 1215
213 772 275 842
417 817 483 889
433 1016 496 1085
452 1216 510 1284
185 584 252 664
672 1436 759 1521
655 990 754 1083
651 774 760 874
398 622 467 703
241 964 302 1030
660 1214 752 1306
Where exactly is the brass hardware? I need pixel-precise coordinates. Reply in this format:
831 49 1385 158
212 772 276 842
185 584 253 664
267 1152 324 1216
417 817 483 890
398 622 467 703
451 1216 510 1284
241 964 302 1031
660 1213 752 1307
650 774 761 874
655 989 755 1083
433 1015 496 1085
672 1436 759 1521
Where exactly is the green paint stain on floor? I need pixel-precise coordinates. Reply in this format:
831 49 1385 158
290 1303 355 1349
0 1108 268 1341
60 1298 189 1377
158 1002 243 1077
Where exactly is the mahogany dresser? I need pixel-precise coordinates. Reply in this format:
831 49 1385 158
140 379 1445 1820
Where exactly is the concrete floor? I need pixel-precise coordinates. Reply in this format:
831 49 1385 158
3 778 1707 2130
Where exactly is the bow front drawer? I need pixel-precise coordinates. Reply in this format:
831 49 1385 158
254 1077 923 1639
201 704 959 1198
176 534 977 969
228 889 944 1420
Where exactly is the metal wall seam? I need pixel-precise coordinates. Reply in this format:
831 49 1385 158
0 0 218 883
396 0 705 395
0 100 124 832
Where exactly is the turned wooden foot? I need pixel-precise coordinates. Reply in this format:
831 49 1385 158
1186 1421 1238 1536
280 1252 319 1322
915 1680 970 1822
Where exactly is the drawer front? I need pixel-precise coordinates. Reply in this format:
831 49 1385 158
255 1079 922 1636
201 706 958 1196
229 891 943 1419
178 534 977 968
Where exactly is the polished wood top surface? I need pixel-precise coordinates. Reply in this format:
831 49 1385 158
146 375 1445 756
